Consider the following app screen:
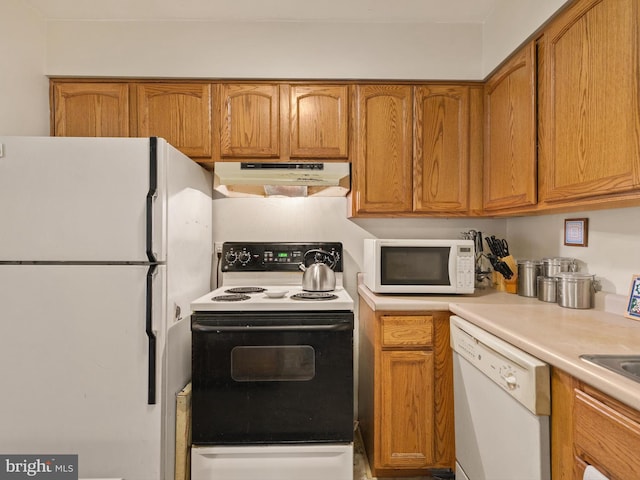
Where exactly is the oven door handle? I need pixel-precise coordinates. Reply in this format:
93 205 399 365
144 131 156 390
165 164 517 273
192 323 351 332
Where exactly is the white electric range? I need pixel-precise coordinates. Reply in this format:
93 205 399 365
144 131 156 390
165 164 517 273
190 242 355 480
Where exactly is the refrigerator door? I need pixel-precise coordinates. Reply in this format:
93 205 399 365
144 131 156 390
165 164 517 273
0 264 187 480
161 138 213 321
0 136 163 262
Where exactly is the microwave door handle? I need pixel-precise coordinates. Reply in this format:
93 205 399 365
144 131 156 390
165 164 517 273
192 323 351 333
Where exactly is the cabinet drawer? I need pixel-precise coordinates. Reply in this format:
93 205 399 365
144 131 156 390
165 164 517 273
381 316 433 347
574 389 640 479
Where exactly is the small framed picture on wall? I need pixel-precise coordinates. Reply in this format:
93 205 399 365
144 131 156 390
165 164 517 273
564 218 589 247
625 274 640 321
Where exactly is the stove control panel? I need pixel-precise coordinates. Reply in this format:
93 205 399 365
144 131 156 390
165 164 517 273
221 242 344 272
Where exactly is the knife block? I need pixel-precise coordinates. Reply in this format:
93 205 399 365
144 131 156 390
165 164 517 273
493 255 518 294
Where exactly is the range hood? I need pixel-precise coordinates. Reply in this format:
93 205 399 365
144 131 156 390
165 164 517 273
213 162 351 197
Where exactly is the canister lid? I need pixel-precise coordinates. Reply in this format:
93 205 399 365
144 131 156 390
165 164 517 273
542 257 576 266
554 272 594 282
517 259 541 265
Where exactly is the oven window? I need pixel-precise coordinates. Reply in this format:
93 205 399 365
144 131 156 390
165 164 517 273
231 345 315 381
381 246 450 285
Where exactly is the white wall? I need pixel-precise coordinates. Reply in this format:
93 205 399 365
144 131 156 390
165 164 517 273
210 196 506 300
45 20 483 80
507 207 640 295
482 0 571 75
0 0 48 135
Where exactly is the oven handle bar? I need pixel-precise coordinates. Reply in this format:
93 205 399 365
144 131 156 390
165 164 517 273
192 323 351 332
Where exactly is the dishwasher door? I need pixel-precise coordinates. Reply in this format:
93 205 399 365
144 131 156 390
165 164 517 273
450 315 551 480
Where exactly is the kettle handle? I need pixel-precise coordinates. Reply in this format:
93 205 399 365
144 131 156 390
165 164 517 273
302 249 337 269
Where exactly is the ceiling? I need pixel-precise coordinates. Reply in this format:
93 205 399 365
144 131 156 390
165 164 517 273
22 0 500 23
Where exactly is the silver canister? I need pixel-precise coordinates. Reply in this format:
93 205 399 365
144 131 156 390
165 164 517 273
517 260 542 297
537 276 557 303
556 272 595 309
541 257 577 277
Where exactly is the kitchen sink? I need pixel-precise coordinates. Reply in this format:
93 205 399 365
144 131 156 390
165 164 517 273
580 354 640 383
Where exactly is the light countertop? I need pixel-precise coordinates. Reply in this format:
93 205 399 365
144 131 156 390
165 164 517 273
358 281 640 411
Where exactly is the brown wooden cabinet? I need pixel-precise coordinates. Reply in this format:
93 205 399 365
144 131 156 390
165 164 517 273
290 85 349 158
358 299 454 477
51 82 130 137
216 83 349 162
351 84 481 217
217 83 281 159
351 84 413 215
414 85 472 213
51 80 213 162
135 82 212 159
483 42 537 211
538 0 640 204
552 368 640 480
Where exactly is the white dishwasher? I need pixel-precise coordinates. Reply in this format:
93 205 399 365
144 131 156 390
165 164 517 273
450 315 551 480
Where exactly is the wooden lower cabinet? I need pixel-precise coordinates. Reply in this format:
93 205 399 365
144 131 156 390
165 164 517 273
358 298 454 477
552 368 640 480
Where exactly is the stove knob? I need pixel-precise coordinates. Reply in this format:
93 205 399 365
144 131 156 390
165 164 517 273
238 251 252 265
225 251 238 265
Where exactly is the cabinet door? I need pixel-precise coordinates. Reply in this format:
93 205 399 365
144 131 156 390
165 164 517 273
483 42 537 211
414 85 470 213
352 85 413 214
219 84 280 158
290 85 349 158
574 388 640 479
136 83 212 158
539 0 640 202
378 350 434 469
52 82 130 137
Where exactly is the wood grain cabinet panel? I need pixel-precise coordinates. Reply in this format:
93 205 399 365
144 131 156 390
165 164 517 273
483 42 537 211
219 84 280 158
381 315 433 347
379 350 434 469
351 85 413 214
290 85 349 158
358 300 454 477
551 368 640 480
135 83 212 158
52 82 130 137
414 85 470 213
539 0 640 203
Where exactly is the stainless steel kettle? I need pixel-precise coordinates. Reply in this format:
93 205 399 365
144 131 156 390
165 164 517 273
299 262 336 292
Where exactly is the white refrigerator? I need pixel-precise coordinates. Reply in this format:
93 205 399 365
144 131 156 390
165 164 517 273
0 136 213 480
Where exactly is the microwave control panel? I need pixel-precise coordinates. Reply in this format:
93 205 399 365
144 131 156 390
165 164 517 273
456 245 475 291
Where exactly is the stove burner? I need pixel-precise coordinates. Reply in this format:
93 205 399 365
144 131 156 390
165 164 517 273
225 287 266 294
291 292 338 301
211 294 251 302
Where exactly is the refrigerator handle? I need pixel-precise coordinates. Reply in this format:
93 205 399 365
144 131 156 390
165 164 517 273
146 137 158 263
146 264 158 405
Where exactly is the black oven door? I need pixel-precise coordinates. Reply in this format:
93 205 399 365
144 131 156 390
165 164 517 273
191 311 354 445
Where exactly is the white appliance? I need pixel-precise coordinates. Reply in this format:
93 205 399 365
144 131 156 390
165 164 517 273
0 136 212 480
450 315 551 480
363 238 475 294
190 242 354 480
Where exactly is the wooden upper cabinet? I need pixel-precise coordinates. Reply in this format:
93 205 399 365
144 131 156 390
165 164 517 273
539 0 640 203
218 84 280 158
52 82 130 137
290 85 349 158
135 83 212 158
483 42 537 211
414 85 470 213
351 85 413 214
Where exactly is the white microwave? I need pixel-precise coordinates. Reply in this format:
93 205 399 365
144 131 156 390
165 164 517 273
363 239 475 294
